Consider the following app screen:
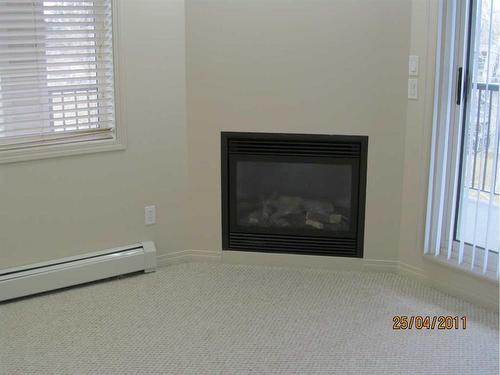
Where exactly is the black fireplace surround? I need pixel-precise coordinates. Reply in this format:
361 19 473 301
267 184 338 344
221 132 368 258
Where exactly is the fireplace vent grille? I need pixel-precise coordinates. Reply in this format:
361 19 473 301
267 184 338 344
229 139 361 158
229 233 357 256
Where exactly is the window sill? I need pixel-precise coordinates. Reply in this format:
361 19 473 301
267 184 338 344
424 253 499 285
0 138 126 164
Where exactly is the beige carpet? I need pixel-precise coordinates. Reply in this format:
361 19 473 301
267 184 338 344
0 262 498 374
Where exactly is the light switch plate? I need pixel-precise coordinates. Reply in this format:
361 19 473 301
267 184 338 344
145 205 156 225
409 55 419 76
408 78 418 100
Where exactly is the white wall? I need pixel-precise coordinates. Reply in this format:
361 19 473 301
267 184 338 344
186 0 412 262
0 0 188 268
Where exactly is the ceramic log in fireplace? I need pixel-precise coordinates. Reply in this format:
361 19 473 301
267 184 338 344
221 132 368 258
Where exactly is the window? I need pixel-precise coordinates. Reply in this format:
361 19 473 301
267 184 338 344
426 0 499 278
0 0 119 162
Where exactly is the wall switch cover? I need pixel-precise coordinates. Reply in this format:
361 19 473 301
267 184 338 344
408 78 418 100
409 55 419 76
145 205 156 225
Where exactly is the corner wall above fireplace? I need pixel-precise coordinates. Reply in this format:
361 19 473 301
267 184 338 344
221 132 368 258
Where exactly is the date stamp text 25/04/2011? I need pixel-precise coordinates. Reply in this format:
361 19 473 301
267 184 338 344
392 316 467 330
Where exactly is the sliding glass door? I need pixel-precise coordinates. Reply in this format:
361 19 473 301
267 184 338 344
425 0 499 277
456 0 499 270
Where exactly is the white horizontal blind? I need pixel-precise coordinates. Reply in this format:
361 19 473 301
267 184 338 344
426 0 499 279
0 0 115 151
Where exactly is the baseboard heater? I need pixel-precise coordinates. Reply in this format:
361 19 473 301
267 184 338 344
0 242 157 302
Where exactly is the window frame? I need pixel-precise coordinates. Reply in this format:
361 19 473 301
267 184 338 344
0 0 126 164
442 0 472 253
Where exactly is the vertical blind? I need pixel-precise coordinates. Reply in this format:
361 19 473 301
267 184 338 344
457 0 499 275
0 0 115 151
426 0 499 278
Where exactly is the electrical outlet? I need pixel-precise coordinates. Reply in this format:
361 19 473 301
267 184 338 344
145 205 156 226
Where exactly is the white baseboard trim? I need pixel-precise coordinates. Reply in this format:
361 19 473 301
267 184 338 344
398 261 425 281
192 250 222 263
156 250 498 310
423 253 498 284
363 259 399 272
158 250 398 272
222 251 400 273
157 250 192 267
157 250 221 267
398 261 499 311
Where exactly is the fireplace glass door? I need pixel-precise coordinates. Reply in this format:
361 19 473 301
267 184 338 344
232 157 358 238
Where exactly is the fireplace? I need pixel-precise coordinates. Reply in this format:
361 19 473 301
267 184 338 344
221 132 368 258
